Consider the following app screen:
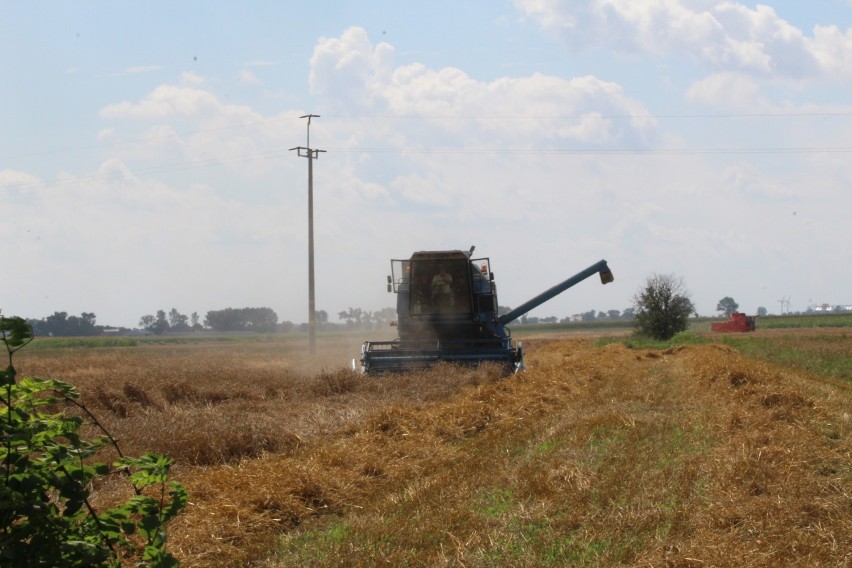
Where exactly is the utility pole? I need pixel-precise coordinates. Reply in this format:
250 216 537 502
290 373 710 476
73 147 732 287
290 114 325 354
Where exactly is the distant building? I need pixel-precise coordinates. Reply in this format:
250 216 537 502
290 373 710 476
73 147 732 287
807 304 852 313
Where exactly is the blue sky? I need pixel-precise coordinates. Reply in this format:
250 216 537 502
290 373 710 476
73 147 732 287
2 1 852 330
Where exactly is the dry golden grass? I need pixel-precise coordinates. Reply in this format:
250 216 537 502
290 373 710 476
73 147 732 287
15 333 851 567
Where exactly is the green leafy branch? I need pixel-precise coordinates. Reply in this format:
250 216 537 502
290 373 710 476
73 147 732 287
1 316 187 567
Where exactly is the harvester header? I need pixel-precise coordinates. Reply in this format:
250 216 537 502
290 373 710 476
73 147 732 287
357 247 614 373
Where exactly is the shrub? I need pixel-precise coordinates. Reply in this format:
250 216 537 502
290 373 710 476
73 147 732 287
1 316 187 567
632 273 695 341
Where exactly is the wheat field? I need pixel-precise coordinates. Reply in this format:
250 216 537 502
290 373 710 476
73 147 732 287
15 330 851 567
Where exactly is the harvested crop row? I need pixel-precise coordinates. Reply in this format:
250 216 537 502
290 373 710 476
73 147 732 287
165 339 850 567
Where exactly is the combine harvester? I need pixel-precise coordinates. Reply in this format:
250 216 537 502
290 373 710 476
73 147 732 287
711 312 756 332
357 247 614 374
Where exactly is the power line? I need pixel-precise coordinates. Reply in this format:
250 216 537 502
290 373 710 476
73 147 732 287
325 146 852 155
321 111 852 120
4 110 852 161
0 116 300 161
3 144 852 192
1 149 293 191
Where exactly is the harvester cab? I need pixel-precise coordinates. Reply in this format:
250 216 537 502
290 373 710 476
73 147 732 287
357 247 614 374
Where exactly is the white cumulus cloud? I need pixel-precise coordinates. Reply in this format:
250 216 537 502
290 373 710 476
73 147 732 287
516 0 852 80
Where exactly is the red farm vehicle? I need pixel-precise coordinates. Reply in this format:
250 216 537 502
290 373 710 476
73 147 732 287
711 312 756 332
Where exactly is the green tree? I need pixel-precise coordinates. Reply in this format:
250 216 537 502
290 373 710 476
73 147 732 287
372 307 397 326
716 296 739 317
139 314 155 330
633 273 695 340
154 310 170 335
204 307 278 332
338 307 367 326
78 312 98 334
167 308 189 331
757 306 768 317
244 307 278 332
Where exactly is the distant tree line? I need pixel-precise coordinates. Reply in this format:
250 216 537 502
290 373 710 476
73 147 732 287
204 307 278 332
138 308 203 334
138 307 281 334
514 307 636 325
337 307 397 329
332 305 640 328
22 307 291 336
26 306 642 337
29 312 100 337
34 292 824 339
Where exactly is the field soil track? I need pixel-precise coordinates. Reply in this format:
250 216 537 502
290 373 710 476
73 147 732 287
154 337 850 567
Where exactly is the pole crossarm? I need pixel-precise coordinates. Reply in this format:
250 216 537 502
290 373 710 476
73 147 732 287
289 146 326 159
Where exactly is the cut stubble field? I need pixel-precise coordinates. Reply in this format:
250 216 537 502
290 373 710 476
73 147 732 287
16 329 852 567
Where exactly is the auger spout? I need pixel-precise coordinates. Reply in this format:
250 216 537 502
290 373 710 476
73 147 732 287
497 260 614 325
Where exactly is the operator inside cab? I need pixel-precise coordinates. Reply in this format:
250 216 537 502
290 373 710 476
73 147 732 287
431 265 454 311
409 258 472 316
